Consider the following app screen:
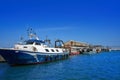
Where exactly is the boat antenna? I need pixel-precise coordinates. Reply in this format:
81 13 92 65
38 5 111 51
44 35 51 46
20 36 24 41
27 27 39 40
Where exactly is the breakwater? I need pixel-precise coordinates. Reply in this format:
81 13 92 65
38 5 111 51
0 55 5 62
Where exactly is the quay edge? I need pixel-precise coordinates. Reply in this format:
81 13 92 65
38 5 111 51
0 55 6 62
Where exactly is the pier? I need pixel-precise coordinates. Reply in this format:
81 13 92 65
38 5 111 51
63 40 111 55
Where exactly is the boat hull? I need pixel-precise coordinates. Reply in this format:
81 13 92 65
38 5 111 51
0 49 69 66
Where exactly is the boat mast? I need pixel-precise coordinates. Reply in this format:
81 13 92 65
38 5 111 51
44 36 52 47
27 28 39 40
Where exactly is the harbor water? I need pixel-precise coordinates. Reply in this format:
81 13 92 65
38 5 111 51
0 51 120 80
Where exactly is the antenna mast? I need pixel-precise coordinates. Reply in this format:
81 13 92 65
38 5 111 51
27 27 39 40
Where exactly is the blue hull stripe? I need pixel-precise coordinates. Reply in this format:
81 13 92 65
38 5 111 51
0 49 69 66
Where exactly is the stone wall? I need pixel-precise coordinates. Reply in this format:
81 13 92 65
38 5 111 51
0 55 5 62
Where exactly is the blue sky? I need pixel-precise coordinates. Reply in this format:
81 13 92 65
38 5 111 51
0 0 120 47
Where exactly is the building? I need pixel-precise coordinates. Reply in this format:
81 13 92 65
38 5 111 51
64 40 89 55
64 40 89 47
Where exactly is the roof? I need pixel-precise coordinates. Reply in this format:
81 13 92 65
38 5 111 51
64 40 89 47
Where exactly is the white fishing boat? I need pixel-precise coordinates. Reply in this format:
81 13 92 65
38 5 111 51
0 29 69 66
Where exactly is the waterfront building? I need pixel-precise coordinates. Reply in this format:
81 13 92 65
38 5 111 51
64 40 89 55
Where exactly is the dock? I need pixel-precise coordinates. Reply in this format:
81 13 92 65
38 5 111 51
0 55 6 62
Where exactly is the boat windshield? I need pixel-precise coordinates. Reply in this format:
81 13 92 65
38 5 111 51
24 39 45 45
26 41 34 45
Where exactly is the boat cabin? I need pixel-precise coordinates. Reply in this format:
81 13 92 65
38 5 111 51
14 39 64 53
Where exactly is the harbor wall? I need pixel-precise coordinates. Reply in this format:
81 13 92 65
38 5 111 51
0 55 5 62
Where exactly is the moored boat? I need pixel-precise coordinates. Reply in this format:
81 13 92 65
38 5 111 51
0 29 69 66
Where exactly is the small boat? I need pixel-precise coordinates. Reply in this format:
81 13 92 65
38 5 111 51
0 29 69 66
69 47 81 55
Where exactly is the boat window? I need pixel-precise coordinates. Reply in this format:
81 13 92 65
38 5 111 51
51 49 55 52
56 49 59 52
35 42 41 45
23 46 27 48
26 42 34 45
45 49 49 52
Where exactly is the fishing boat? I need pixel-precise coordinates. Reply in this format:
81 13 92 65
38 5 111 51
0 29 69 66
